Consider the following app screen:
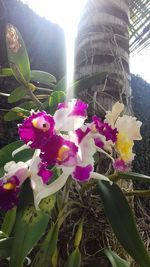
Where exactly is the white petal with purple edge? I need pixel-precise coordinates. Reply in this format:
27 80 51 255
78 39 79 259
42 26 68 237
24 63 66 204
33 173 69 210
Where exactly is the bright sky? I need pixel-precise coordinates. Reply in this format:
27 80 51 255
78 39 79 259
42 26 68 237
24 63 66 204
21 0 150 84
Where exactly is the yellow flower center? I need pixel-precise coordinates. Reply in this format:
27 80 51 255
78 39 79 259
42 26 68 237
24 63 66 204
3 182 15 190
91 124 97 133
57 145 70 161
115 132 134 161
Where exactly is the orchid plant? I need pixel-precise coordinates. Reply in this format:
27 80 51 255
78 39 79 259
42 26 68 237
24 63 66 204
0 24 150 267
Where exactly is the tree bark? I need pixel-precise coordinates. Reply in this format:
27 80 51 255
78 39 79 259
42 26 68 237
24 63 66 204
75 0 131 116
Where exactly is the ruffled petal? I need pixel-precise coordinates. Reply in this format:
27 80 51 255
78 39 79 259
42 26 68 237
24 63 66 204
18 111 55 149
105 102 124 127
113 159 131 172
115 115 142 141
54 99 88 131
72 165 93 182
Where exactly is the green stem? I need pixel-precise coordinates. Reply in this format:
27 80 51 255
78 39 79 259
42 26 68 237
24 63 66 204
25 84 42 108
125 189 150 197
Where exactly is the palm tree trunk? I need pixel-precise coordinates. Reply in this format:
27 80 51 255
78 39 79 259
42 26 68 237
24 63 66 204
75 0 131 116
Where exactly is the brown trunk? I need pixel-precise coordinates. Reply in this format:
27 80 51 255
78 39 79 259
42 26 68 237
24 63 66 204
75 0 131 116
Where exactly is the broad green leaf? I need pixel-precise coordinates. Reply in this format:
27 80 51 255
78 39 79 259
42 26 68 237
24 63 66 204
98 181 150 267
54 76 66 91
11 107 30 116
0 141 34 168
2 208 16 236
49 91 66 115
0 167 4 177
4 107 29 121
4 110 22 121
10 182 49 267
8 86 26 103
104 249 129 267
6 24 30 82
19 101 37 110
117 172 150 183
65 248 81 267
30 70 56 85
0 237 13 260
31 223 59 267
0 141 24 168
0 68 13 77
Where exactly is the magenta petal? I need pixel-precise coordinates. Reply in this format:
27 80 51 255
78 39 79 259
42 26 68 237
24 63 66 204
18 111 55 149
69 99 88 117
92 115 118 143
94 137 104 148
38 164 53 184
41 135 78 167
40 135 63 165
72 165 93 182
75 127 91 144
0 176 20 211
57 102 68 109
113 159 131 172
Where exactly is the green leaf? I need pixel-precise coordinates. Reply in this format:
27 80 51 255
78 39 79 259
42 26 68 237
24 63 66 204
8 86 26 103
98 181 150 267
117 172 150 183
0 167 4 177
49 91 66 115
74 219 83 248
30 70 56 85
9 205 49 267
31 223 59 267
19 101 37 110
65 248 81 267
11 107 30 116
4 110 22 121
0 141 23 168
2 208 16 236
0 68 13 77
6 24 30 83
0 237 13 260
4 107 29 121
104 249 129 267
0 141 34 168
54 76 66 91
51 247 58 267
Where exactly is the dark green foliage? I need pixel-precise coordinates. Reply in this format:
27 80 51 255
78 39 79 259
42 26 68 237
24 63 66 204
131 74 150 214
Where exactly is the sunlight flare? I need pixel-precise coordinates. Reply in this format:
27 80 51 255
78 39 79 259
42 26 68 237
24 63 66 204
21 0 88 97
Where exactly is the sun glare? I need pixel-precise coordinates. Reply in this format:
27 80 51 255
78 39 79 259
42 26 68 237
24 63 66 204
21 0 87 98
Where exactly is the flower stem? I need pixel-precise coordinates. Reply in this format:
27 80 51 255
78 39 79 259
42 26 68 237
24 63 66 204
125 189 150 197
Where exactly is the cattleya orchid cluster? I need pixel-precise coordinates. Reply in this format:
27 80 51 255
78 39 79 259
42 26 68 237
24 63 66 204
0 99 142 211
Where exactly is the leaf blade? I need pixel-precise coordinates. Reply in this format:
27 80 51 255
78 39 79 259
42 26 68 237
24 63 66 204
98 181 150 267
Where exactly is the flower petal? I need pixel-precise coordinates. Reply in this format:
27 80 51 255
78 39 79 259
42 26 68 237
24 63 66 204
33 173 68 210
72 165 93 182
54 99 88 131
115 115 142 140
105 102 124 127
18 111 55 149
